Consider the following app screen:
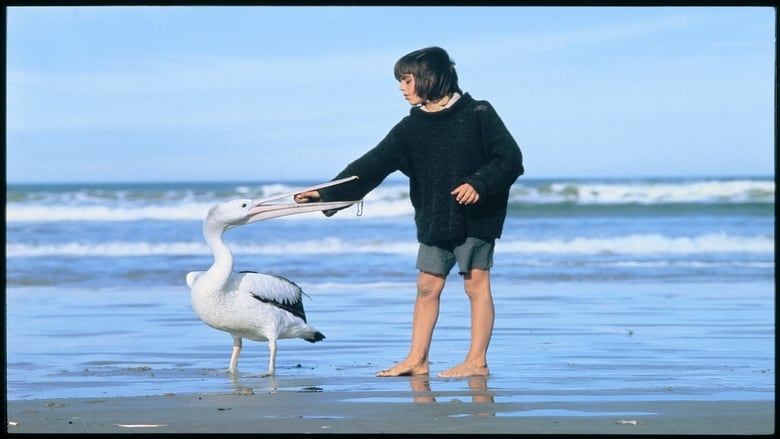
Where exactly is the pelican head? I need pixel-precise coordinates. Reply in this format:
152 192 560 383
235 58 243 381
204 176 361 233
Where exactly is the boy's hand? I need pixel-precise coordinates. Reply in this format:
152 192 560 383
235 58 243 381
294 190 321 203
294 190 338 216
451 183 479 205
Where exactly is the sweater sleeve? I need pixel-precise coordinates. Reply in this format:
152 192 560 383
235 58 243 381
318 123 406 206
463 102 524 198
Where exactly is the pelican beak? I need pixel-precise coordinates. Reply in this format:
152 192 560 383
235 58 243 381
243 176 361 224
244 200 358 224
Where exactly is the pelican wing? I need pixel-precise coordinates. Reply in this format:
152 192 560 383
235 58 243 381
232 271 308 321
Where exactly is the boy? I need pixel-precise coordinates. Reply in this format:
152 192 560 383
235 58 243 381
295 46 523 377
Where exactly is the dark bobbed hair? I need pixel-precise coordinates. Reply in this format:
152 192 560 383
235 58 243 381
394 46 462 101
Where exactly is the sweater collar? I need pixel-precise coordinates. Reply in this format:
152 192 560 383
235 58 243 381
419 92 462 113
410 92 472 118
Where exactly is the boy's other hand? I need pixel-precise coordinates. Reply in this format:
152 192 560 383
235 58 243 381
451 183 480 205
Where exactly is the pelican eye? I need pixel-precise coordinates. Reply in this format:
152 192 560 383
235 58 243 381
241 202 248 208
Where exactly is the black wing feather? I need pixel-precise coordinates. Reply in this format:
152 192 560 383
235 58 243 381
240 271 308 322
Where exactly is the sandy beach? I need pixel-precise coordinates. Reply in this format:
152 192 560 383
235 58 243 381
6 374 775 435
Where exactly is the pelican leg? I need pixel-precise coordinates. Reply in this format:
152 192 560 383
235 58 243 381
228 336 242 375
267 339 277 376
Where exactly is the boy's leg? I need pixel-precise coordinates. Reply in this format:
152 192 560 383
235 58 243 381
438 268 493 377
376 271 445 377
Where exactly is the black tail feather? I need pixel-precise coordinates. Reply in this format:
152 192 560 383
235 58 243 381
305 331 326 343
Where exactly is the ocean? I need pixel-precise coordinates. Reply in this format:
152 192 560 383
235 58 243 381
5 176 775 402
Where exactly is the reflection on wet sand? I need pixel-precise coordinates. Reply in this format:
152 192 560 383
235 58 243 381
409 376 495 416
230 373 279 395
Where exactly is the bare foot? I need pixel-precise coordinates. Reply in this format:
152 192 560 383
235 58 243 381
376 360 429 377
437 362 489 378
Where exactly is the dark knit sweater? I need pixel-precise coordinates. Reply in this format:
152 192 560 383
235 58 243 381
319 92 524 245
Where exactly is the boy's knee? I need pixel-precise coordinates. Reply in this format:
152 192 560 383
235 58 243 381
463 271 491 298
417 272 445 298
463 285 489 299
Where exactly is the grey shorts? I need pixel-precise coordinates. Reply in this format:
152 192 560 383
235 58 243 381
416 237 495 276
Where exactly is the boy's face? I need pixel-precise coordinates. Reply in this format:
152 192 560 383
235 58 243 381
398 74 423 106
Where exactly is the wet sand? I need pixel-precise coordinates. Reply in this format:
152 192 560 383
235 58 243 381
6 376 774 434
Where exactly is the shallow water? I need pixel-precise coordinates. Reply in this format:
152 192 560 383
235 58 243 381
6 280 773 402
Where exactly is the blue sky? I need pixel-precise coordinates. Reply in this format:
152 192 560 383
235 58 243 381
6 6 775 183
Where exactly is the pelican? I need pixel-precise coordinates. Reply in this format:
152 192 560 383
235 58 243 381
186 176 359 376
